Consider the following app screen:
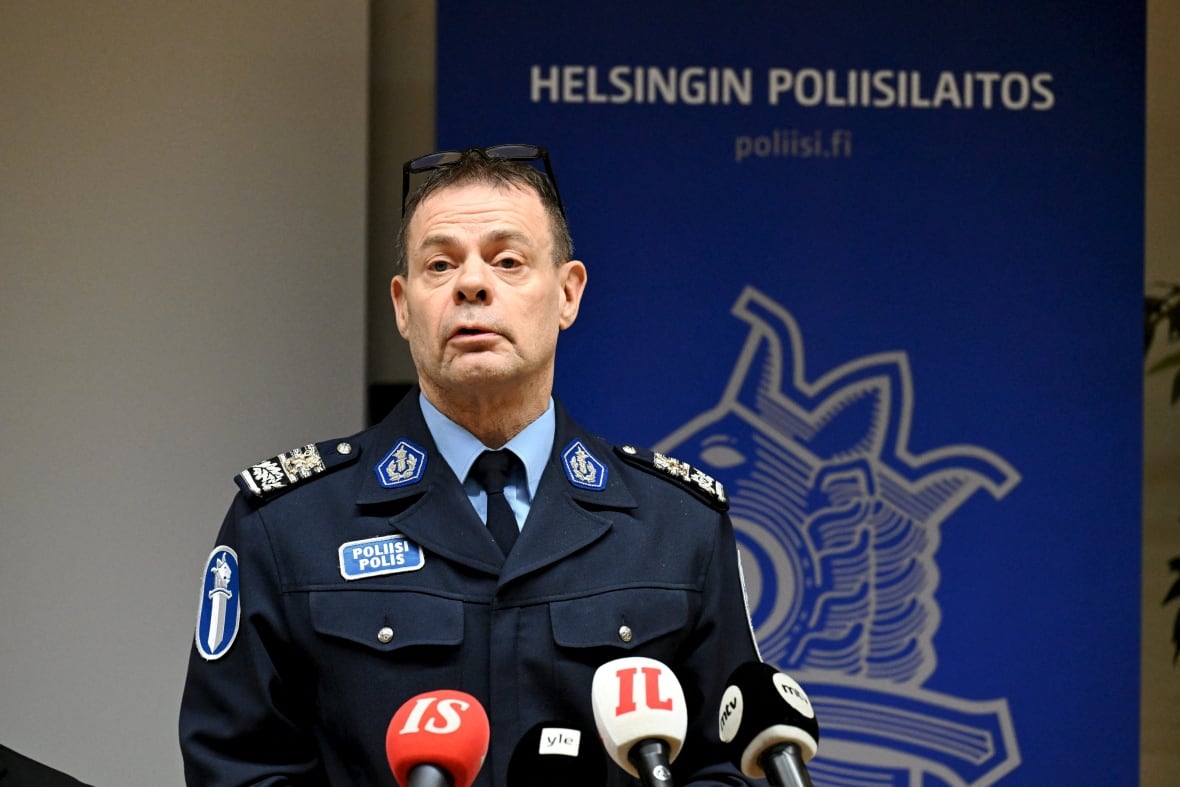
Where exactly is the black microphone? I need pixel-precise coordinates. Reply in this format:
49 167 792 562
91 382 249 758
506 720 606 786
717 662 819 787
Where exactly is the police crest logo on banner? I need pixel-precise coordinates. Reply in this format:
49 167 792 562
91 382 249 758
656 289 1022 783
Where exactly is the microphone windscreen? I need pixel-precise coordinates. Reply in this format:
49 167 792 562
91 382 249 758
591 656 687 777
717 661 819 778
506 721 606 787
385 689 490 787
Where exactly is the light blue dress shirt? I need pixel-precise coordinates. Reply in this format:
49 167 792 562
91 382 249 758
419 392 554 532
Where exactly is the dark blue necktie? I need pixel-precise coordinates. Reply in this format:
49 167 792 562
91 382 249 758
470 450 521 555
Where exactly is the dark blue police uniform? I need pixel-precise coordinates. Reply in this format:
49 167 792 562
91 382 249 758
179 391 763 786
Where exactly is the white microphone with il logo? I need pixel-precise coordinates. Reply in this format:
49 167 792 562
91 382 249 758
591 656 687 787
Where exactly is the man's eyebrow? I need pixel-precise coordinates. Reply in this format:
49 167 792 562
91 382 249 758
417 232 458 251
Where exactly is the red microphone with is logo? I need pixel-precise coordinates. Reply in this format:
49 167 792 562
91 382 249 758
386 689 490 787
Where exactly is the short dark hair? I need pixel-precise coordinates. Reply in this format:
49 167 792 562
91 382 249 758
395 149 574 276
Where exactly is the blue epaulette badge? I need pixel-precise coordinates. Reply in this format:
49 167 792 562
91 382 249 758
374 439 428 488
562 439 608 490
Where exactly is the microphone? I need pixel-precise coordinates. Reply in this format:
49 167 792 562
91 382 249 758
717 661 820 787
591 656 687 787
506 720 606 787
385 689 490 787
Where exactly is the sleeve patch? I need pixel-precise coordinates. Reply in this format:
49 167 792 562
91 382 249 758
195 546 240 660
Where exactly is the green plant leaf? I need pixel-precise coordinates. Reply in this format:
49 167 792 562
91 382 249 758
1147 349 1180 375
1166 578 1180 605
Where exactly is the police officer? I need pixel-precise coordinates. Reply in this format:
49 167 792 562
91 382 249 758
179 146 764 785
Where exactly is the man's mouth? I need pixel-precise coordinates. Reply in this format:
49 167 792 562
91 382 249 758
450 325 501 341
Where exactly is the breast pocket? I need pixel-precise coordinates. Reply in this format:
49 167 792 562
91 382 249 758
549 587 691 659
308 590 465 701
310 590 463 653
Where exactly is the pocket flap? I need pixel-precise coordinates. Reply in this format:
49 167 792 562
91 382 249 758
551 588 688 649
309 590 463 653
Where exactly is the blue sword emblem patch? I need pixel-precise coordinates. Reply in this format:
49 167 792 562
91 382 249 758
195 546 241 661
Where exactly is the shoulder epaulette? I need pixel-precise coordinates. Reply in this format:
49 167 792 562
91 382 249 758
236 439 362 502
614 444 729 511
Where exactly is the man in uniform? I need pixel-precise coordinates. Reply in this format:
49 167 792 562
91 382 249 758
179 146 764 785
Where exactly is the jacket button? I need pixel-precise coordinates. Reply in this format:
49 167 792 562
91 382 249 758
618 625 633 643
377 627 394 644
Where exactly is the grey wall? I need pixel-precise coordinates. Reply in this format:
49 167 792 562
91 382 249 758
0 2 369 783
367 1 432 393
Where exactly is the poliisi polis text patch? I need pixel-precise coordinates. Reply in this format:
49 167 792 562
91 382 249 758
338 534 425 580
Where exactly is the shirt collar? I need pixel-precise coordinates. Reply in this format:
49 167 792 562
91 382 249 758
418 392 554 500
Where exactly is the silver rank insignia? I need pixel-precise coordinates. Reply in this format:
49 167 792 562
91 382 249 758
562 439 608 490
239 444 326 498
616 444 729 509
236 440 358 502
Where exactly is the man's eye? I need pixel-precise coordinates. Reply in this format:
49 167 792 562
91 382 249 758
497 256 521 269
428 260 450 272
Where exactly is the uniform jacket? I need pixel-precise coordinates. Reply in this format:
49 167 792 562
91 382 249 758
179 391 764 786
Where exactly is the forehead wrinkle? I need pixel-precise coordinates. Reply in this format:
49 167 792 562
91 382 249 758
485 228 537 248
416 227 539 253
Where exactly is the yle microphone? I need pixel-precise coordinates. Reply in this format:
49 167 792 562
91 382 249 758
385 689 490 787
506 720 606 787
717 661 820 787
591 656 687 787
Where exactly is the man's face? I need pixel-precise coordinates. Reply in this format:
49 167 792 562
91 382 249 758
392 181 587 403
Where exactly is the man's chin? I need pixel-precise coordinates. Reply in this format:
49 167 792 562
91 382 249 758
440 359 518 388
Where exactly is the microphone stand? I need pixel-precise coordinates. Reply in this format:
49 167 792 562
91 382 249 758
406 762 453 787
627 739 675 787
760 742 814 787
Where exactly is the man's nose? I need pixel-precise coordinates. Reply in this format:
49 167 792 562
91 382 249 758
454 258 491 303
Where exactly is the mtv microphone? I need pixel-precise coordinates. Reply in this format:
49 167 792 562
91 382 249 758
591 656 687 787
506 720 606 786
385 689 490 787
717 661 819 787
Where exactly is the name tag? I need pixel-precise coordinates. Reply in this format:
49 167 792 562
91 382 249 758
338 534 425 580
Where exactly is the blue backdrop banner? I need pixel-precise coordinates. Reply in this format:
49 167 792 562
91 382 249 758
435 3 1144 784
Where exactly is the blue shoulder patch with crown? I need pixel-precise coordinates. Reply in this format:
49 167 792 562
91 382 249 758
236 439 361 502
614 444 729 511
562 439 609 491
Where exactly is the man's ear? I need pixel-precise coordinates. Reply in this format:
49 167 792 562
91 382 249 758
558 260 588 330
391 275 410 339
